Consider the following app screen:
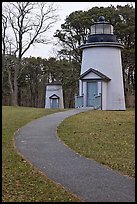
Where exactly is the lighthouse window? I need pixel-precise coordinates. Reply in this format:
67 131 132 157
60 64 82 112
103 24 111 34
91 25 96 34
96 24 103 34
110 25 113 34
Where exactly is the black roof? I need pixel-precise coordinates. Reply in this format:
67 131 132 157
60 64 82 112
46 82 62 86
87 34 117 43
49 94 59 99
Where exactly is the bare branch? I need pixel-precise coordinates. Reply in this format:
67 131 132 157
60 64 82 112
2 2 59 105
3 2 59 57
2 14 8 55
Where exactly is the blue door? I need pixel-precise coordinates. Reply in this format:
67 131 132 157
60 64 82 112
87 82 98 107
51 99 59 108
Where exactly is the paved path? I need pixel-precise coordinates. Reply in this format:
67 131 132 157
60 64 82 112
15 109 135 202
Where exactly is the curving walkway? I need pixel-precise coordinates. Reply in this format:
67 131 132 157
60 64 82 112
15 109 135 202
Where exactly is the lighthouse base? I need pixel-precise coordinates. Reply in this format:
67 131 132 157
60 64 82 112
75 78 126 111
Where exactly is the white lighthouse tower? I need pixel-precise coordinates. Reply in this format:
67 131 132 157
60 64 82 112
75 16 126 110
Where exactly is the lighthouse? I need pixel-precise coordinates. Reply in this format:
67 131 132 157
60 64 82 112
75 16 126 110
45 82 64 109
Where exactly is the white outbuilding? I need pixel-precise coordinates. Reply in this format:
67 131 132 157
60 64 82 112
75 16 126 110
45 83 64 109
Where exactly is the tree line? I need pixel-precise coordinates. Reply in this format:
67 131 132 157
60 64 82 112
2 56 79 108
2 3 135 108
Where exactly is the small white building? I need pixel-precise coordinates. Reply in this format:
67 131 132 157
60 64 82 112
45 83 64 109
75 16 126 110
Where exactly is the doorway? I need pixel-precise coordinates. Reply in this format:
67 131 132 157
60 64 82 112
87 81 100 107
51 98 59 108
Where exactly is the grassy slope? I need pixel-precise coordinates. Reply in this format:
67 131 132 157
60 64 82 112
2 106 80 202
57 109 135 177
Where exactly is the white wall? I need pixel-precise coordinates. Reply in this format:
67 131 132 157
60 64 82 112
45 84 64 109
102 81 107 110
81 46 122 76
82 72 101 79
79 80 82 96
83 81 87 107
81 46 125 110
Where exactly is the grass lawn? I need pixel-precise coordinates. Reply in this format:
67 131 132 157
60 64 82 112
2 106 80 202
57 109 135 177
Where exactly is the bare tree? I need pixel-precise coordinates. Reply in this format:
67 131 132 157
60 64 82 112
2 14 7 85
2 2 59 106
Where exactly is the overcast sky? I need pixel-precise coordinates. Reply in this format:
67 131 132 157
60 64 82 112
23 2 135 59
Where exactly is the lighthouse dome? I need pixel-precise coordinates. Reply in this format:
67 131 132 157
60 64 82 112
98 16 105 22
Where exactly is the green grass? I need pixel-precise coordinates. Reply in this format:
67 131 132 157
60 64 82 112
2 106 80 202
57 109 135 177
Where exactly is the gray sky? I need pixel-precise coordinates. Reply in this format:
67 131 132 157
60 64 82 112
23 2 135 59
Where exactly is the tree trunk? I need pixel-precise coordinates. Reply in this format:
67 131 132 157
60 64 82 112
7 64 16 106
13 61 19 106
35 81 39 107
18 85 21 106
13 83 18 106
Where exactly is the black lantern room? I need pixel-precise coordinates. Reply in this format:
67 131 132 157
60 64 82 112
87 16 117 43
